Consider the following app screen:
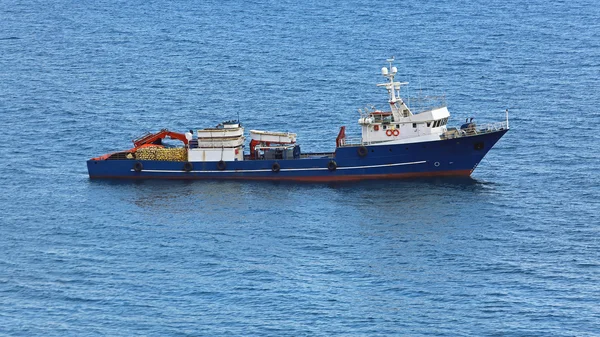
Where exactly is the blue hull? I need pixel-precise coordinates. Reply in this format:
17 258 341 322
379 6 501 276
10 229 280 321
87 130 507 181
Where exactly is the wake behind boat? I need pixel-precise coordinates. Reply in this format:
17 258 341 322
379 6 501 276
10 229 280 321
87 58 508 182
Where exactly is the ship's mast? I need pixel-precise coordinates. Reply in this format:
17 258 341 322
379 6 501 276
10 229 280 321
377 57 409 116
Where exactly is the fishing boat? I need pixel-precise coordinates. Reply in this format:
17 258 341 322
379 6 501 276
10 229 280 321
87 58 508 181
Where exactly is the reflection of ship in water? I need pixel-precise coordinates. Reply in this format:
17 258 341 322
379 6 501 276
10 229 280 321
127 180 249 213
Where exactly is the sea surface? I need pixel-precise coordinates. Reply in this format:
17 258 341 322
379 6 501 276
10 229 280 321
1 0 599 336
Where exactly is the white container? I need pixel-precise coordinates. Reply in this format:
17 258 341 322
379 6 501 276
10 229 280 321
197 127 244 139
197 136 245 148
188 146 243 162
250 130 296 143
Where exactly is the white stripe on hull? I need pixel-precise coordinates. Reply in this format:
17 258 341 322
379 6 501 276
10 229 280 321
130 160 427 173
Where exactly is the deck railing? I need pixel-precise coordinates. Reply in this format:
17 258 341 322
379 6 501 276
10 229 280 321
338 121 508 147
442 121 508 140
477 121 509 133
338 137 385 147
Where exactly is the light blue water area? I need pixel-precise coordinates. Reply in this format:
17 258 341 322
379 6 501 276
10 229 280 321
1 0 599 335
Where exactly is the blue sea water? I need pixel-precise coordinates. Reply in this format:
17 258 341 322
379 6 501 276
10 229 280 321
1 0 599 335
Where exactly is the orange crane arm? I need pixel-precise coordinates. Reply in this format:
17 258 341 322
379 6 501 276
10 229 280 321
133 129 189 148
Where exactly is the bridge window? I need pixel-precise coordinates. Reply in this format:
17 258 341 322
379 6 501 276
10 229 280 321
413 123 417 128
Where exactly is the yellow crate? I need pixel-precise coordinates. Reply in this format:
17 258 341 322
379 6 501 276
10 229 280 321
135 147 187 162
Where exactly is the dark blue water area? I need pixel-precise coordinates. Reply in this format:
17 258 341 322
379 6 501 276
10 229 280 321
1 0 599 335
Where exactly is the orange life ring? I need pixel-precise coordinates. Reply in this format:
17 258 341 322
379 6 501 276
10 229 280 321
374 125 380 131
386 129 393 137
393 129 400 136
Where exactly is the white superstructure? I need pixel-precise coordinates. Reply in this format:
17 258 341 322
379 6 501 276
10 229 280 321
358 58 451 145
188 121 245 162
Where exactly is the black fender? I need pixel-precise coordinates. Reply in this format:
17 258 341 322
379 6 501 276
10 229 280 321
272 162 280 173
328 160 337 171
